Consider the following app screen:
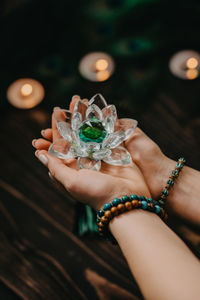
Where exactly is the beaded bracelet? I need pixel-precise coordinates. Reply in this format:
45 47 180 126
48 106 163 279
158 157 186 207
97 195 168 243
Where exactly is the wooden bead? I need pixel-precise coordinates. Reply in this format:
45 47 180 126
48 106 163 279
138 201 142 208
104 210 112 219
100 216 109 224
125 201 132 210
164 212 168 221
98 227 103 232
147 203 154 211
131 200 139 207
111 206 119 216
160 208 165 219
98 222 104 228
117 203 125 212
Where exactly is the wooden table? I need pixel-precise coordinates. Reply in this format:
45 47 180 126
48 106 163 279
1 85 200 299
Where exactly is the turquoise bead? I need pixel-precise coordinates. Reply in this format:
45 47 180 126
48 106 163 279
140 196 146 201
155 205 161 214
131 194 138 200
141 201 148 209
112 198 121 206
172 170 179 177
104 203 112 211
97 209 104 217
167 179 174 186
162 189 168 196
148 198 153 202
122 195 130 203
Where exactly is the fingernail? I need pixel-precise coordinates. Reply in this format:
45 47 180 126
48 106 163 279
38 153 48 166
72 95 80 100
32 139 37 147
53 106 60 111
48 171 55 181
41 130 45 136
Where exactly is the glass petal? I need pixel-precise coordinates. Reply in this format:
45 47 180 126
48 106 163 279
88 93 107 110
73 100 88 121
48 138 74 160
86 104 103 120
103 116 115 134
54 108 72 142
72 112 82 131
78 157 101 171
93 148 111 160
102 104 117 121
103 146 132 166
102 105 117 134
102 130 125 149
118 118 138 140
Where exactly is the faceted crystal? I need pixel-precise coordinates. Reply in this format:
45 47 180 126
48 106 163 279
86 104 103 120
79 119 106 143
102 130 125 149
103 146 132 166
93 148 111 160
48 139 74 160
57 122 72 142
54 108 72 141
73 100 88 121
72 112 82 131
88 93 107 110
78 157 101 171
102 104 117 121
118 118 138 140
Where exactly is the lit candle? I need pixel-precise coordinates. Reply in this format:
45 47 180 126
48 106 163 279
7 78 45 109
169 50 200 80
79 52 115 82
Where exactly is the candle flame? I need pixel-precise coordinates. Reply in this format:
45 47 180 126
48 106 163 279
96 70 110 81
186 57 198 69
96 59 109 71
186 69 198 80
21 83 33 96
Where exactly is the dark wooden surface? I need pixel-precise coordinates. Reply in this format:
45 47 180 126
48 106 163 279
1 81 200 299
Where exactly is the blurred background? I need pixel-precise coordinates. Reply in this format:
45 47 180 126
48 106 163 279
0 1 200 299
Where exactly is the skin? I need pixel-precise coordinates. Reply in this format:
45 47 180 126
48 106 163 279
32 95 200 300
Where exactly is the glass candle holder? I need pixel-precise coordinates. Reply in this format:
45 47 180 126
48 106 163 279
7 78 45 109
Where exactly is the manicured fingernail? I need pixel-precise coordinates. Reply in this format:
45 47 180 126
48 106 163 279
32 139 37 147
48 171 54 181
41 130 45 136
53 106 60 111
38 153 48 166
72 95 80 100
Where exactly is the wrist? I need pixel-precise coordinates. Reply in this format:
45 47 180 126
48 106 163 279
145 154 176 200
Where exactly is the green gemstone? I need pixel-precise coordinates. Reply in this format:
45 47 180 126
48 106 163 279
79 120 106 143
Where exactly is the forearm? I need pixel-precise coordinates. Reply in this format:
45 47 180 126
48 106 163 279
109 210 200 300
160 157 200 225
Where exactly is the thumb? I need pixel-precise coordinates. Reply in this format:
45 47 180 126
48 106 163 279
35 150 76 191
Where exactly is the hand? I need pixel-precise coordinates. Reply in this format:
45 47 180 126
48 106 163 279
32 96 151 210
124 127 176 199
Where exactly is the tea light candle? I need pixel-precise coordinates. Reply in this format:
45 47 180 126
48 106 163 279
169 50 200 80
79 52 115 82
7 78 45 109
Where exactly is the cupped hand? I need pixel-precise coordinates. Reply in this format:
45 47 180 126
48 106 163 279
32 96 151 210
124 127 175 199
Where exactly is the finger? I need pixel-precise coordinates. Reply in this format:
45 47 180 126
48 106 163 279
35 150 77 190
69 95 81 112
32 138 51 150
41 128 53 141
52 109 62 141
48 171 67 193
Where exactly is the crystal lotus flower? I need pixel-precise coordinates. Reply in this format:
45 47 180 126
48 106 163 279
48 94 138 171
